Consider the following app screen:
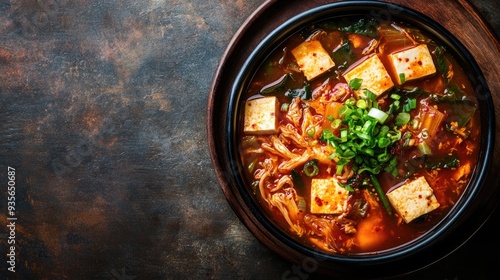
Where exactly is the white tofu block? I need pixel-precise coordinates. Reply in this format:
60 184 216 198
386 176 440 223
310 177 349 214
388 44 437 85
343 54 394 98
243 96 279 135
291 40 335 81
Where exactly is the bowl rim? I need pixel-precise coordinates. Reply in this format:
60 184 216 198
209 0 496 277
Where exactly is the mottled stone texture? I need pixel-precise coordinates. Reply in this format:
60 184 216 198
0 0 498 279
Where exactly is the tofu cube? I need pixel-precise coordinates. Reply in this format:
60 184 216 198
310 177 349 214
243 96 279 135
343 54 394 98
386 176 440 223
291 40 335 81
388 44 437 85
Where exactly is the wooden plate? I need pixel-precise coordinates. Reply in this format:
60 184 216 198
207 0 500 276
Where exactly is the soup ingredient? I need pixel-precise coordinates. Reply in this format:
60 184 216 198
291 40 335 80
342 54 394 97
388 44 437 84
243 96 279 134
239 17 480 254
386 176 440 223
310 177 349 214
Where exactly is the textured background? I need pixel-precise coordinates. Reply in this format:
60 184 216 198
0 0 498 279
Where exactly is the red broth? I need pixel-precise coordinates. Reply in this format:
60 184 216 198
238 17 480 254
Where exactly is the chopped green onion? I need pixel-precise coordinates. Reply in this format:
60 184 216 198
411 119 419 130
280 103 289 112
362 120 374 133
377 137 391 148
377 153 390 162
248 159 257 173
368 107 388 124
356 99 367 109
404 98 417 112
378 125 390 137
306 126 316 137
349 78 363 90
303 159 319 177
331 119 342 129
327 115 335 122
339 105 353 117
362 147 375 156
297 196 307 212
399 73 406 84
390 94 401 100
370 174 393 217
395 112 411 126
418 141 432 155
336 164 344 175
388 130 402 141
364 90 377 101
340 128 348 142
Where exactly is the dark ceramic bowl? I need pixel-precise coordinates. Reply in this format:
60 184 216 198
208 1 496 278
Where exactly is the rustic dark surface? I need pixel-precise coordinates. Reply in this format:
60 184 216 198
0 0 498 279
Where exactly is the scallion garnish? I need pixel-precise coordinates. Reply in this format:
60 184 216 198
318 88 409 216
399 73 406 84
349 78 363 90
303 159 319 177
368 107 388 124
395 112 411 126
280 103 289 112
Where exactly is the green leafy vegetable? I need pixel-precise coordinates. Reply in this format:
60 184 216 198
425 151 460 169
435 46 450 82
291 169 305 192
429 83 477 127
260 73 290 95
285 83 312 100
332 35 355 69
338 17 380 38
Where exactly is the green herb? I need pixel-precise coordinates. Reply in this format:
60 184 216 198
364 90 377 101
394 112 411 126
320 95 404 179
403 98 417 112
349 78 363 90
303 159 319 177
418 141 432 155
331 119 342 129
306 126 316 137
370 174 393 217
368 107 388 124
399 73 406 84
